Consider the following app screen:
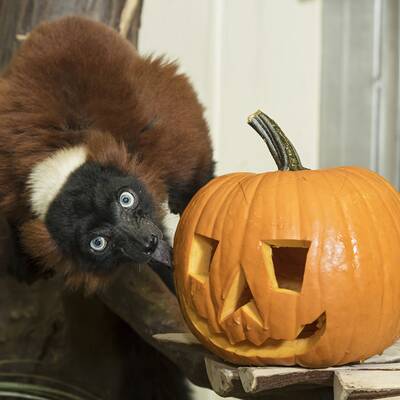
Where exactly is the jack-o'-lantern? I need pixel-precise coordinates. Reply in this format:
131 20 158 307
173 110 400 367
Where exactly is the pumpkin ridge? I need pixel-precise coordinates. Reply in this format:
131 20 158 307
338 168 394 362
371 181 400 337
293 172 318 350
343 169 389 360
347 168 400 347
180 174 239 218
343 169 386 362
237 173 271 332
349 168 400 264
351 168 400 340
200 175 248 330
201 175 251 236
178 175 247 334
244 172 283 334
267 171 282 334
293 169 303 298
214 177 252 329
267 171 301 338
294 171 323 322
194 174 251 333
196 174 249 221
193 174 247 244
322 169 360 366
348 170 398 312
298 170 333 365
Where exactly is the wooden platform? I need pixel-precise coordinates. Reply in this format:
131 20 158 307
154 334 400 399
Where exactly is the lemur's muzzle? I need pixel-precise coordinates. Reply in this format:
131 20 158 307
119 216 172 269
148 238 172 269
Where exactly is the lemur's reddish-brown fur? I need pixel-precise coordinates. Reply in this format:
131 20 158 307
0 17 213 290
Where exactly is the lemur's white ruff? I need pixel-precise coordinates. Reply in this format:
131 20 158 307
28 146 87 220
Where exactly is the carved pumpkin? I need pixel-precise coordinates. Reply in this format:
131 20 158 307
173 110 400 367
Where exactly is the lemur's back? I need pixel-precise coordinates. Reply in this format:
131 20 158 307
0 16 214 220
2 17 141 135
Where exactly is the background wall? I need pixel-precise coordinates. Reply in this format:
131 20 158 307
320 0 400 187
139 0 322 398
140 0 322 174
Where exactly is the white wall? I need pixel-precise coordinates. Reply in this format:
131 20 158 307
139 1 321 398
140 0 321 174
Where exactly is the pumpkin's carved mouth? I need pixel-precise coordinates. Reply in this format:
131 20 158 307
185 234 327 360
188 308 326 361
256 312 326 347
297 313 326 339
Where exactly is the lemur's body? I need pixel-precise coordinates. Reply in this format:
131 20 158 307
0 17 214 291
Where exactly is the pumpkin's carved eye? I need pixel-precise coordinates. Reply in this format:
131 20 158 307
187 234 219 321
263 240 311 293
188 234 218 282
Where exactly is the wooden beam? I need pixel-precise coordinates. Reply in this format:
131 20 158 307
0 0 143 71
334 370 400 400
205 357 243 398
198 340 400 398
100 267 211 388
239 366 332 394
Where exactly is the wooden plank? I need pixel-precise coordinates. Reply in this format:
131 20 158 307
205 357 244 398
239 366 332 394
159 335 400 397
205 357 335 398
364 341 400 364
346 363 400 371
334 371 400 400
153 332 201 346
199 340 400 397
236 364 400 396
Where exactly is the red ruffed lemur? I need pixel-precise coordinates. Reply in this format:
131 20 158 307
0 15 214 400
0 16 214 292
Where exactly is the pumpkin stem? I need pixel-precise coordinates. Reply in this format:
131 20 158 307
247 110 307 171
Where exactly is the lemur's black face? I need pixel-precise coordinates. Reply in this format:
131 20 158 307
45 162 170 275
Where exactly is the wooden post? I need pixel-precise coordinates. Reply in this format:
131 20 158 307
0 0 143 71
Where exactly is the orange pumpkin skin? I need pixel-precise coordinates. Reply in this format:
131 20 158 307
173 115 400 368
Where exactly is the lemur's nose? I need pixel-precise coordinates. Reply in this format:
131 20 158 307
143 234 158 254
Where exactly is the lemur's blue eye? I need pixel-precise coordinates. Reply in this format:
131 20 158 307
90 236 107 252
119 191 137 208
